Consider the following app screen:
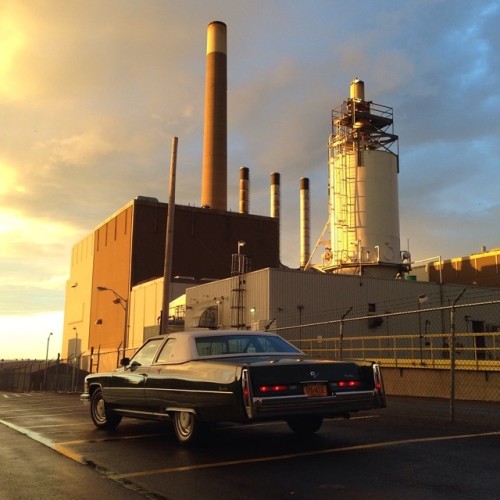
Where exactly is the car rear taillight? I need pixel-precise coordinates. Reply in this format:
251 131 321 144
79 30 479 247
338 380 362 388
372 363 386 407
258 384 289 393
241 368 254 419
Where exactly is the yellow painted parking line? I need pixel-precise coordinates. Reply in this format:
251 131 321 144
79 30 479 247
53 443 88 464
109 431 500 480
222 415 378 433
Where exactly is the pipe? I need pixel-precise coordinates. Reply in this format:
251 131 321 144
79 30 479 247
201 21 227 210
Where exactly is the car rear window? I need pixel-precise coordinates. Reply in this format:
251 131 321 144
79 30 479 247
195 335 300 357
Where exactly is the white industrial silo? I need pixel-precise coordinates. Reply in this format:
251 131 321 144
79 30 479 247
325 79 409 278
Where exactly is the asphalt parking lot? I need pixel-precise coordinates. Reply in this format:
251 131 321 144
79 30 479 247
0 392 498 500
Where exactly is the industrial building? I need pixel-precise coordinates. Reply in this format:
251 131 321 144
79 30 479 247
412 247 500 287
62 21 500 373
129 266 500 341
62 196 279 362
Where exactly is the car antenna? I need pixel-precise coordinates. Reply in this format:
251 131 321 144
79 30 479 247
264 318 276 331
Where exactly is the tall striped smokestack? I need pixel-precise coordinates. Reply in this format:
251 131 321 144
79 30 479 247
300 177 310 269
239 167 249 214
201 21 227 210
270 172 280 219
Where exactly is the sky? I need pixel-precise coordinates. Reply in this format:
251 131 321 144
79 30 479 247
1 0 499 360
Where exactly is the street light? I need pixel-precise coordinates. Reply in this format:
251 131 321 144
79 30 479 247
72 327 78 356
97 286 129 358
43 332 53 390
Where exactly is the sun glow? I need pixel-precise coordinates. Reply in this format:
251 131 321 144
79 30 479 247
0 9 28 99
0 207 81 260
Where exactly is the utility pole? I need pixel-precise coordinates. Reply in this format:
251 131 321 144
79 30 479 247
161 137 178 334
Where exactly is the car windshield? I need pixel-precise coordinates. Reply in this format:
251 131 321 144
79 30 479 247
129 338 164 366
195 334 301 357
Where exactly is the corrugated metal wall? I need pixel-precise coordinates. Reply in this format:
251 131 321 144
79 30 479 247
184 268 500 343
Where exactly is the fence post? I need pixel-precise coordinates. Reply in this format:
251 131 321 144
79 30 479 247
116 342 123 368
96 345 101 373
450 289 466 423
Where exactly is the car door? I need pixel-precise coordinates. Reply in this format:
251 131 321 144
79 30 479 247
145 338 241 418
110 338 165 409
144 338 180 411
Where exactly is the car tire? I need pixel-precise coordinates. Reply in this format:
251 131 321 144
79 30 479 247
173 411 200 445
286 416 323 435
90 388 122 430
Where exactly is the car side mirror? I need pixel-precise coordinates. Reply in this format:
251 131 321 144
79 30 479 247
120 357 130 366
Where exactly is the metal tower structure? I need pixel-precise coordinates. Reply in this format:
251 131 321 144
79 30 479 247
316 79 410 278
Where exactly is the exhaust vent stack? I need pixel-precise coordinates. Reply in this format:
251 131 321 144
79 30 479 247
239 167 249 214
300 177 310 269
270 172 280 219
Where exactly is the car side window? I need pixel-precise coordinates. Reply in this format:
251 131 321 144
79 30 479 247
156 339 178 364
130 338 163 366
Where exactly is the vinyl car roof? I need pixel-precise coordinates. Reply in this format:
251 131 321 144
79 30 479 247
145 330 303 364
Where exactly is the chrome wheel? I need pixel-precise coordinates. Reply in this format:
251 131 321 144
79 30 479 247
94 397 106 424
90 388 122 430
173 411 199 445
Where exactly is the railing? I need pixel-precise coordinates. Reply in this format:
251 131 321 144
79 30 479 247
294 332 500 372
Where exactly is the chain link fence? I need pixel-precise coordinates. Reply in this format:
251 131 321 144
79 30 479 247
272 299 500 422
276 301 499 370
1 299 498 424
0 345 139 394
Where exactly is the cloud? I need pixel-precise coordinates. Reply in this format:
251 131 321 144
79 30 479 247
1 0 500 358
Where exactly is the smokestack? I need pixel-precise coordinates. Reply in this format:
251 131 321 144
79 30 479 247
270 172 280 218
300 177 310 269
239 167 249 214
201 21 227 211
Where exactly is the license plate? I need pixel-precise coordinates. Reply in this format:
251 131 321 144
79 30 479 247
303 384 328 397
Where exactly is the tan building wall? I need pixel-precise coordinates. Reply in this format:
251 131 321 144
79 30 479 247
90 204 133 353
62 232 94 361
128 278 188 348
416 248 500 287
